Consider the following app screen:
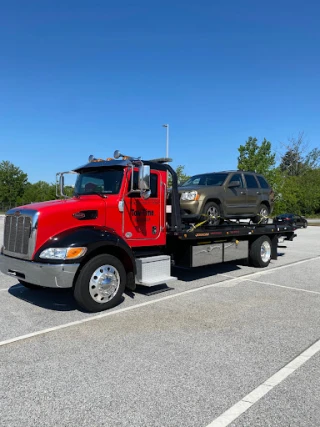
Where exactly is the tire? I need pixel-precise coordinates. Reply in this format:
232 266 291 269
253 204 270 224
74 254 126 312
249 235 272 268
202 202 221 226
18 280 43 290
303 222 308 229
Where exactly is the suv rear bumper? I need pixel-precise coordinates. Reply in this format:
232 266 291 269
0 254 79 288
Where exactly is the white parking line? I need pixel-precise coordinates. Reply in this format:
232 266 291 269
206 338 320 427
246 278 320 295
0 255 319 348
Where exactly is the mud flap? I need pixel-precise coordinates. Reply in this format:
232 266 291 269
271 235 278 260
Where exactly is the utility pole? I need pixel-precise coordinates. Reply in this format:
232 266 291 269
162 124 169 158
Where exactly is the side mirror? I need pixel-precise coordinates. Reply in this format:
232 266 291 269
138 165 150 191
138 165 151 199
60 175 65 194
228 180 240 188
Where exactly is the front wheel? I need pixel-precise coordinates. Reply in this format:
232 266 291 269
202 202 221 226
249 235 272 267
74 254 126 312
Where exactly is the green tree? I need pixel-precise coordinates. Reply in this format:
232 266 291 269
168 165 190 187
276 170 320 216
0 161 28 207
280 132 320 176
237 137 276 179
21 181 57 205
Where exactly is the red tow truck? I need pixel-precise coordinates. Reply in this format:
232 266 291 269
0 151 296 312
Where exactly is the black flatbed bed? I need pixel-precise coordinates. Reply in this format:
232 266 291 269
168 222 296 242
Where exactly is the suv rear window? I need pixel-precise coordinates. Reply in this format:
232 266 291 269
256 175 269 189
182 173 228 186
244 174 259 189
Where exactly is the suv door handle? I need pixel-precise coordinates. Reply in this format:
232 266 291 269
240 191 247 195
256 191 261 195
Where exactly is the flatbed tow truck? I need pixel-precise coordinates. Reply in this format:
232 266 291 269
0 151 296 312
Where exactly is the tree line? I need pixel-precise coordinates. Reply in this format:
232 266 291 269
1 133 319 216
237 133 320 216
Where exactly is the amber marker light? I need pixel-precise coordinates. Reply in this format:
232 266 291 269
66 247 87 259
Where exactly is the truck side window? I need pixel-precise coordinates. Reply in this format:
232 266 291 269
128 172 158 198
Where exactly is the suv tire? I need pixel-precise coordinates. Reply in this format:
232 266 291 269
253 204 270 224
202 202 221 226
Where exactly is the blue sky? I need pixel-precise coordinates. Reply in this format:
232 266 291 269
0 0 319 183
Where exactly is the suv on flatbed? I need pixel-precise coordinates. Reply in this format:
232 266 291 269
178 170 274 225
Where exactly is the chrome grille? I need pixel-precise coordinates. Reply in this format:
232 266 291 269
4 215 32 255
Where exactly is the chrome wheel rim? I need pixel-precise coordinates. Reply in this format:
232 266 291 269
207 206 219 224
89 264 120 304
259 207 269 223
261 241 271 263
260 207 269 217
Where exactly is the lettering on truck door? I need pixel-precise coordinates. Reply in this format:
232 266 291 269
123 169 164 242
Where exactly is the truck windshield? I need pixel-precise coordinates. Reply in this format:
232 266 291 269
181 173 228 187
74 169 124 195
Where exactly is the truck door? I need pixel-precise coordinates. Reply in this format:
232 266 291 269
122 169 165 245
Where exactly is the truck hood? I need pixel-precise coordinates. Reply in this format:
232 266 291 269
15 197 107 256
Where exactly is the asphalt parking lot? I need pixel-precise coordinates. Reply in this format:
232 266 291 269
1 215 320 427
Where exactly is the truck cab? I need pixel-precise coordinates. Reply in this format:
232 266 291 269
0 152 179 312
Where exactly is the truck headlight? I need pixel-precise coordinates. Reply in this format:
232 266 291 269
39 247 87 260
180 191 199 201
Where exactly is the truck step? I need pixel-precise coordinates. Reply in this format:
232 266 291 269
137 284 175 296
135 275 177 287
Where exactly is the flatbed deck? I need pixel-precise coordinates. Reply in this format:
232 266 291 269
168 222 296 242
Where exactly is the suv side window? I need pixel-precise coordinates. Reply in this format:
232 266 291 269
257 175 269 189
229 173 243 188
244 174 259 189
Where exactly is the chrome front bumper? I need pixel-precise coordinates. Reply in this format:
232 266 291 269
0 254 80 288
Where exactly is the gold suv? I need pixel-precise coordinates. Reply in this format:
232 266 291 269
179 171 274 225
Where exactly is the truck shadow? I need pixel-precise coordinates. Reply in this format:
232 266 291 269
8 285 80 312
172 253 285 282
8 284 126 312
8 253 285 307
172 259 245 282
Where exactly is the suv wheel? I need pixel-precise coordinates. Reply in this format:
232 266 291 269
202 202 221 226
253 204 270 224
